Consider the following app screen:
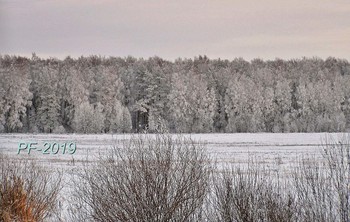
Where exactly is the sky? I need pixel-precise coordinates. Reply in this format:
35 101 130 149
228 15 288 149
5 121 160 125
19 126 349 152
1 0 350 61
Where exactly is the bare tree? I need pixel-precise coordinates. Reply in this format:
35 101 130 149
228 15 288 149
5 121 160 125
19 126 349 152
69 134 212 222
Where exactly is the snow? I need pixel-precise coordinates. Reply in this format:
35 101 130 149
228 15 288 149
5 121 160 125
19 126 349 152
1 132 346 170
0 133 347 220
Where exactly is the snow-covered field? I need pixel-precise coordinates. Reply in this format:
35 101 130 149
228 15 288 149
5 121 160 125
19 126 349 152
0 133 348 220
1 132 348 187
0 133 347 166
0 132 345 189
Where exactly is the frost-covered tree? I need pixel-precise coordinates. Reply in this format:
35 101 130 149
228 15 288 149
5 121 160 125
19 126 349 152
89 65 125 132
108 100 123 133
225 76 264 132
167 73 190 132
37 93 60 133
339 75 350 129
119 106 132 133
1 55 349 133
108 100 132 133
34 64 61 133
57 60 88 131
211 67 231 132
73 102 105 133
168 72 216 133
295 77 345 132
0 56 32 132
272 79 295 132
127 57 171 131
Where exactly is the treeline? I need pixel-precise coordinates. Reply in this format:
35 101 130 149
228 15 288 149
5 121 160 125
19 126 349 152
0 54 350 133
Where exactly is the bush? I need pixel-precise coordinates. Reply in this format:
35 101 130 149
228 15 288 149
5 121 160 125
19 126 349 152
211 135 350 222
0 154 62 222
211 163 295 222
70 134 211 222
292 135 350 222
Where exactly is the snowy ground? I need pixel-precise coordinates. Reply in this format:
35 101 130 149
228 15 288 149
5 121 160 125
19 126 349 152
0 133 348 220
1 132 347 187
0 132 346 166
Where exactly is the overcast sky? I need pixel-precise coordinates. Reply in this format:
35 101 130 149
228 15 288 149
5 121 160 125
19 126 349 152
1 0 349 61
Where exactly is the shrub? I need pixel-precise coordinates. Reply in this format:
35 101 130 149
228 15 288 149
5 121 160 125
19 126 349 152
211 163 295 222
292 135 350 222
0 154 62 222
69 134 211 222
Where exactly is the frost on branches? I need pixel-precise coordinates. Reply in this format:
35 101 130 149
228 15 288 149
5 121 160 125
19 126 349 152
0 55 350 133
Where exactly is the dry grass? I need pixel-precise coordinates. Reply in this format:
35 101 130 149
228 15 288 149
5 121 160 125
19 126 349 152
0 154 62 222
1 176 35 221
